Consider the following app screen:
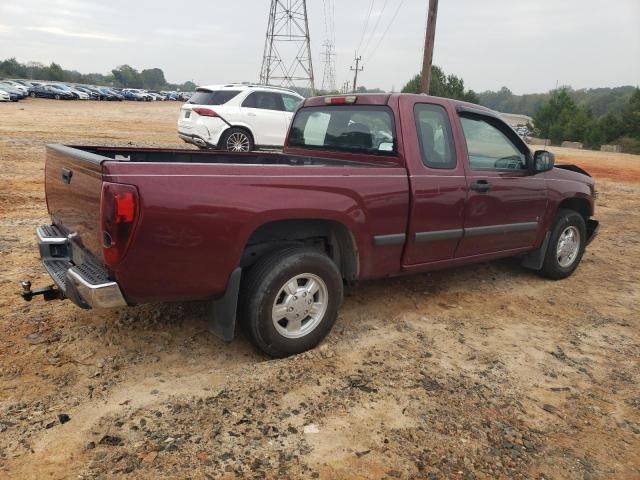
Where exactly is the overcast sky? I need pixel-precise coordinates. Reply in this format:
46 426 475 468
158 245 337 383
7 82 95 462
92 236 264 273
1 0 638 94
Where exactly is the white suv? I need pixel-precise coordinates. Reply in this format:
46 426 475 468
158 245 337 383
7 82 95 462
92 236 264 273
177 84 304 151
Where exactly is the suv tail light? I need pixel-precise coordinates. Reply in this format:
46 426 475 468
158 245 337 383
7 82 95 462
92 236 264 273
192 107 218 117
100 182 140 268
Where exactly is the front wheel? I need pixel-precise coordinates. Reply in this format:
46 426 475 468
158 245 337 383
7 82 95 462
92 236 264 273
538 208 586 279
221 128 253 152
239 247 343 357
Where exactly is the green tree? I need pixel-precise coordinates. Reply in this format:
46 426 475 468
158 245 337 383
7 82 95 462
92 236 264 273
48 62 65 81
401 65 478 103
140 68 167 90
533 88 578 142
111 65 142 88
621 87 640 138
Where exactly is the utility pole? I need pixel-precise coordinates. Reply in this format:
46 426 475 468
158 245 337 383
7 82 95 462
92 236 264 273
350 56 363 93
420 0 439 94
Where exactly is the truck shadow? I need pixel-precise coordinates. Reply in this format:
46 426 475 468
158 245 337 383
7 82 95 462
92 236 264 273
107 258 540 363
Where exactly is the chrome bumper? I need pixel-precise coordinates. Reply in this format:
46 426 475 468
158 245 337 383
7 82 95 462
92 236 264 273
36 225 127 309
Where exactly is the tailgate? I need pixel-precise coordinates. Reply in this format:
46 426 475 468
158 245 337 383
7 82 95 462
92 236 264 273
45 144 105 261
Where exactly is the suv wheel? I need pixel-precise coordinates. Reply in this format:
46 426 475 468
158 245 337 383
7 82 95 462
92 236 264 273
222 128 253 152
538 208 586 279
239 247 343 357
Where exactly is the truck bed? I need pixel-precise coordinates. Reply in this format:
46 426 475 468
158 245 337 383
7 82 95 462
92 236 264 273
44 144 410 305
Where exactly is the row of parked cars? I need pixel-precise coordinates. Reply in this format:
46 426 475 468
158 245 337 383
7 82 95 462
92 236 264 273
0 79 193 102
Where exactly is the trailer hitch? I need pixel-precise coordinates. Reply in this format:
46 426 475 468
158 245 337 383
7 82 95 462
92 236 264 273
20 281 63 302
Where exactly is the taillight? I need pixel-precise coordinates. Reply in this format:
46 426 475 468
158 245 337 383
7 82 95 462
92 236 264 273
324 95 357 105
100 182 140 268
192 107 218 117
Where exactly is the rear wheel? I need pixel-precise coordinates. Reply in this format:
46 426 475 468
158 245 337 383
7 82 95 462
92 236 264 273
54 94 60 100
239 247 343 357
221 128 253 152
538 208 586 279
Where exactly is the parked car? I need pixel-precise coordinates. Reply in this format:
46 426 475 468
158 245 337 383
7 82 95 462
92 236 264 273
23 93 599 358
99 87 124 101
1 80 29 96
178 84 304 151
0 89 11 102
0 82 25 100
13 79 35 89
29 83 75 100
53 84 89 100
73 85 101 100
121 89 145 101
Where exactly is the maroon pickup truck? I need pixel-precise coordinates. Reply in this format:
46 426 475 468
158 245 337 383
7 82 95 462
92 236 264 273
24 93 598 357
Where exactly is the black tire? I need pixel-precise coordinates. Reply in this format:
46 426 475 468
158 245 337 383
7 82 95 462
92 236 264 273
30 92 36 98
239 247 343 357
221 127 254 152
54 94 60 100
538 208 586 280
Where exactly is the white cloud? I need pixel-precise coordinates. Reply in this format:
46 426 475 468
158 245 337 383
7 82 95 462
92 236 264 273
24 26 127 42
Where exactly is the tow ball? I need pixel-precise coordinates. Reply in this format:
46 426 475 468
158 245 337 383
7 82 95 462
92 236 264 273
20 281 62 302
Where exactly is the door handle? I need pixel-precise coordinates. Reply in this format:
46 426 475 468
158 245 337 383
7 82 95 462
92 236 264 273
62 167 73 184
247 112 257 116
470 179 491 192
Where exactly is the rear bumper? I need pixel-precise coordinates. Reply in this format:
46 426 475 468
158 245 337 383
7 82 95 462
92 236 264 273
36 225 127 309
178 132 217 149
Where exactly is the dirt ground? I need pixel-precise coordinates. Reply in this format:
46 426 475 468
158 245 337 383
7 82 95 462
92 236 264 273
0 99 638 480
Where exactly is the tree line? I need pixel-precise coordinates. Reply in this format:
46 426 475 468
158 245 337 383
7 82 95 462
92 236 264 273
0 57 196 91
533 87 640 153
399 66 639 153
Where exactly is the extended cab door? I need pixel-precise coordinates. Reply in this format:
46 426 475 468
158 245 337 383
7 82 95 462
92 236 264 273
455 109 547 257
401 97 468 266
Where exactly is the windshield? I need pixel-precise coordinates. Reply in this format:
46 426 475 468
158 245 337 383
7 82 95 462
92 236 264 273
188 90 241 105
288 105 397 156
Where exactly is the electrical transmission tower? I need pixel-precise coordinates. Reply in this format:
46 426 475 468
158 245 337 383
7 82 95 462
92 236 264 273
320 40 336 92
260 0 315 93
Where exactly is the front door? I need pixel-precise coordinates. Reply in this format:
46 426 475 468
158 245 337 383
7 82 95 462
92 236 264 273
455 112 547 258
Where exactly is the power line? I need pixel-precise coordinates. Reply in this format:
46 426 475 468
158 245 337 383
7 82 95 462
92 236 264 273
356 0 376 55
361 0 389 56
364 0 407 64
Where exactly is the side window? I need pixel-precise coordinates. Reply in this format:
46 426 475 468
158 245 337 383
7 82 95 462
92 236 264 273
414 104 456 169
281 94 302 112
242 92 283 111
460 115 527 170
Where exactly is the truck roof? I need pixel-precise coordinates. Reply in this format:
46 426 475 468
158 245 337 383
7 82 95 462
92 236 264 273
302 92 496 116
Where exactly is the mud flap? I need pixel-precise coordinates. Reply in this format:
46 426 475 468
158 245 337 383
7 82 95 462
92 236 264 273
521 232 550 270
208 267 242 342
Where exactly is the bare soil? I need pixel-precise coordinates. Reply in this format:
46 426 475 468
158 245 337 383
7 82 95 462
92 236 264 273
0 99 638 480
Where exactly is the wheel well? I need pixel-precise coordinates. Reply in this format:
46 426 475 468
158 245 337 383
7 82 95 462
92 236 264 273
557 197 591 220
222 125 254 144
241 219 359 281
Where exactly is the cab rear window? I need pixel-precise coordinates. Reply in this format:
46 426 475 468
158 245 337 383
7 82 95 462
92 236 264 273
288 105 396 156
188 90 241 105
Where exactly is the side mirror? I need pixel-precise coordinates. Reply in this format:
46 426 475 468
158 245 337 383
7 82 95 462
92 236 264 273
533 150 555 172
